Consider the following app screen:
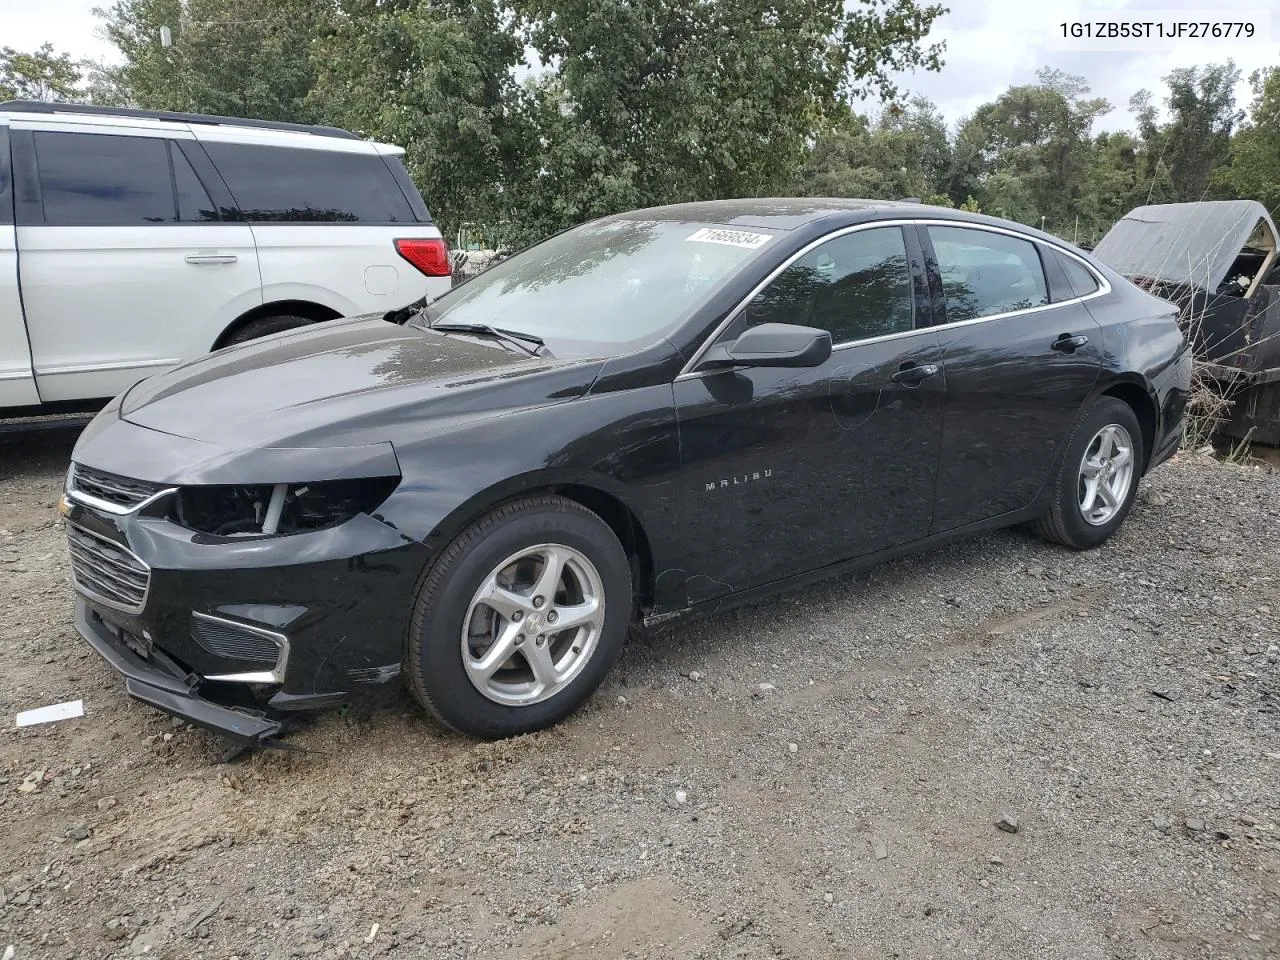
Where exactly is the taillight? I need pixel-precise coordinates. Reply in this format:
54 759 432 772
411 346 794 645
395 238 451 277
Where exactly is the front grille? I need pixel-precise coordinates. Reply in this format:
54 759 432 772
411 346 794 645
70 464 167 511
191 615 280 665
67 525 150 612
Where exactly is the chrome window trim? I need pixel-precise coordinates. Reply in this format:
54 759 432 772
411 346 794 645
676 218 1111 380
66 463 177 516
194 611 291 685
66 522 151 615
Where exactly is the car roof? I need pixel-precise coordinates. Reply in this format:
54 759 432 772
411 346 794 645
0 99 359 140
610 199 1087 248
615 197 917 230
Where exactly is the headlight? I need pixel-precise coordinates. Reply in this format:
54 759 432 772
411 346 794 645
171 477 399 537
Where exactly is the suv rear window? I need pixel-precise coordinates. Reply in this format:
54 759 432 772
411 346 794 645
202 142 417 223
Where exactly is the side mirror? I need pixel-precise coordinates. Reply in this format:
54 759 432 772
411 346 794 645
698 322 833 370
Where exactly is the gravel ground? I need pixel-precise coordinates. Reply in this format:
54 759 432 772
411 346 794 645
1 429 1278 960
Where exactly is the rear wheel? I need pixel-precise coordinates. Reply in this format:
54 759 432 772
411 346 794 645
1034 397 1144 549
224 314 314 346
404 496 631 738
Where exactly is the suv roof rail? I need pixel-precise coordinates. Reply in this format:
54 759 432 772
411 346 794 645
0 100 361 141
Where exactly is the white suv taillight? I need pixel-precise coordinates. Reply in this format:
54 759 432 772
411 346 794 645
394 238 451 277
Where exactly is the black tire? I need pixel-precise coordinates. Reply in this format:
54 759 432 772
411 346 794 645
404 496 632 738
224 314 314 346
1034 396 1145 549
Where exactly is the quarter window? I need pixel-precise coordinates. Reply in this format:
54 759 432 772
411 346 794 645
929 226 1049 322
201 142 416 223
34 132 174 225
742 227 914 343
1058 251 1100 298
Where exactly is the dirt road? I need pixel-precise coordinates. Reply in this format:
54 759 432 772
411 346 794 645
1 429 1277 959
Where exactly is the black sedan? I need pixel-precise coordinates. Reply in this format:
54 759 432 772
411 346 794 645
60 199 1191 743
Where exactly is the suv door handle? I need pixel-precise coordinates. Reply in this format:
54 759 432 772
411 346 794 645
1051 333 1089 352
891 361 940 386
185 254 238 265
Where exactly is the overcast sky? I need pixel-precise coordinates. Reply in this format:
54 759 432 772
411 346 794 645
2 0 1275 132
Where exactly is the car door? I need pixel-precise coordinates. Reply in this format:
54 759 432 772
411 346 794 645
673 224 944 603
921 223 1104 533
11 122 260 403
0 122 40 409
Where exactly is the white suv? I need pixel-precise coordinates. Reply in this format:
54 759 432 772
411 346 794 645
0 101 452 412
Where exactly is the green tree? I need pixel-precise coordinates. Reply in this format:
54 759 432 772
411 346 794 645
312 0 531 241
311 0 946 241
793 97 951 201
1130 62 1242 203
957 68 1111 232
0 43 83 102
80 60 134 107
1074 130 1143 246
1214 68 1280 215
513 0 945 237
98 0 326 122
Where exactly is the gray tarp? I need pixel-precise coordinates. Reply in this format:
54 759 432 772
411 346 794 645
1092 200 1276 291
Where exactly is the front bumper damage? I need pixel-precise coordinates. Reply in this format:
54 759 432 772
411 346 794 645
76 599 288 745
64 414 434 748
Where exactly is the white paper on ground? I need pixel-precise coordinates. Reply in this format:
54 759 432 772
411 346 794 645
15 699 84 727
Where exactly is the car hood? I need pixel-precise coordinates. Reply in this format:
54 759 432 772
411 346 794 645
120 316 603 450
1093 200 1276 291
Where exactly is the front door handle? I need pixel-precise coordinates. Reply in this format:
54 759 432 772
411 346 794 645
1052 333 1089 352
891 361 940 386
185 254 238 265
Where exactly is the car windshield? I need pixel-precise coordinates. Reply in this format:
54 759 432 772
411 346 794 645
419 218 779 356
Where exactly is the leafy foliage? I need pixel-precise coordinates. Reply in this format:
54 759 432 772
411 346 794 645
793 97 950 201
97 0 325 122
519 2 941 211
1214 68 1280 217
0 43 84 102
13 4 1280 247
312 0 533 241
1128 63 1243 208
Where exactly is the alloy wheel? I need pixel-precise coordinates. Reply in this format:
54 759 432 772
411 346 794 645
1078 423 1135 526
460 543 606 706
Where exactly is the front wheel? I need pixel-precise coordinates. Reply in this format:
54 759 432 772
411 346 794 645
404 496 632 738
1034 397 1144 550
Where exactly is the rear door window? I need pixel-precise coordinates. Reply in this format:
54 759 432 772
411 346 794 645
928 226 1050 322
34 131 174 225
202 142 416 223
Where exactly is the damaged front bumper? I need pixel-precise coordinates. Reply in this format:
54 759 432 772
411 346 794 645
75 598 287 745
63 415 436 745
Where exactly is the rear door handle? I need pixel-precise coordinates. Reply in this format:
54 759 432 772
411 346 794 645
185 254 238 265
891 361 940 386
1052 333 1089 352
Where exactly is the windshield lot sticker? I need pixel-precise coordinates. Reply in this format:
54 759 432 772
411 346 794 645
685 228 772 249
